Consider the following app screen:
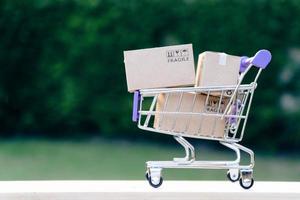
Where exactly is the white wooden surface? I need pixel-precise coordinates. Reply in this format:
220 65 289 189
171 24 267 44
0 181 299 200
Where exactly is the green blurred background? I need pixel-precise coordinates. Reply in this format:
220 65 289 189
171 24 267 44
0 0 299 181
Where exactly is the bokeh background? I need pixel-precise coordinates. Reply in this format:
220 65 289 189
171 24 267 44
0 0 299 181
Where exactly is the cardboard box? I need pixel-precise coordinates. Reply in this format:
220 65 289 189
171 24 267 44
124 44 195 92
154 93 228 138
195 52 241 87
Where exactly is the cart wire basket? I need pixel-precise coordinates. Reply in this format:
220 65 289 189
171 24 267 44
131 50 272 189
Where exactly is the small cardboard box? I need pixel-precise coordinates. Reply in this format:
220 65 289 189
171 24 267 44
124 44 195 92
195 52 241 87
154 93 228 138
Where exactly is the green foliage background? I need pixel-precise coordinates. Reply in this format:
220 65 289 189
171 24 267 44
0 0 299 151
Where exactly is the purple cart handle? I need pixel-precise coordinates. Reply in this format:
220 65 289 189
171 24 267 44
132 91 140 122
240 49 272 73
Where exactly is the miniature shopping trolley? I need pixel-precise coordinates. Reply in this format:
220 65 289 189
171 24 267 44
131 50 272 189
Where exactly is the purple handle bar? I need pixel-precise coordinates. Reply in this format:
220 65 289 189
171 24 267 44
132 91 140 122
240 49 272 73
132 50 272 122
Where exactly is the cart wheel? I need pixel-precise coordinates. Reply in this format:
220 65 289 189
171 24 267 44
226 169 240 182
145 172 150 181
148 176 163 188
239 178 254 189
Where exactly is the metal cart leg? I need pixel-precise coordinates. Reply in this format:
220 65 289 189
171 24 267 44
173 136 195 163
231 143 255 169
219 142 241 182
230 143 255 189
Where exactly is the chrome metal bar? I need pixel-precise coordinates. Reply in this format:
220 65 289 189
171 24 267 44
139 110 247 119
146 160 240 169
157 93 170 129
222 65 253 119
197 90 210 136
143 94 158 127
232 143 255 169
146 141 242 170
137 95 143 127
238 86 256 142
254 68 263 83
180 137 195 161
171 92 184 131
232 90 250 139
138 123 239 142
173 136 195 162
173 136 190 162
184 93 197 134
140 84 253 95
212 90 224 136
220 141 241 164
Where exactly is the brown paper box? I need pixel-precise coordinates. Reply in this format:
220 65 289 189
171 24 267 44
195 52 241 87
124 44 195 92
154 93 228 138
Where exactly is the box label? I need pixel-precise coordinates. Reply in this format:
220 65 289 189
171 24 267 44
206 98 226 113
166 48 190 63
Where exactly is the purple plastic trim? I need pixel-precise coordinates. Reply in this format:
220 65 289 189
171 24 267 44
240 49 272 72
229 104 237 124
240 56 249 73
229 99 241 125
132 91 140 122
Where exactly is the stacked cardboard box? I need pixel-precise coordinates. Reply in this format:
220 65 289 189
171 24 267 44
153 51 241 138
153 93 229 138
195 51 241 87
124 45 241 138
124 44 195 92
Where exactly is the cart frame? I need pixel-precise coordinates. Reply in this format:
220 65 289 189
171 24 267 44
131 50 272 189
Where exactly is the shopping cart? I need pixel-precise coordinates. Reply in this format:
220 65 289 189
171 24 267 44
131 50 272 189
